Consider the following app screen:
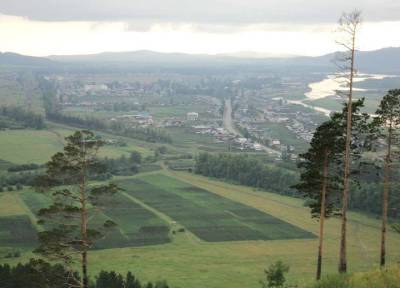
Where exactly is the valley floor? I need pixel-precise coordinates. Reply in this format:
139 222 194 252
0 170 399 288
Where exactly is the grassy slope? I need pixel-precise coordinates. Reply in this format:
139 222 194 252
1 171 399 288
0 124 153 164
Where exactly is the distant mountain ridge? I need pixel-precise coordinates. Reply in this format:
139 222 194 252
0 52 54 66
48 47 400 73
1 47 399 73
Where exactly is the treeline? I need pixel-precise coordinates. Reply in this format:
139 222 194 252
194 153 298 196
0 106 45 129
94 101 145 112
46 112 172 143
94 152 143 180
0 259 170 288
0 171 40 191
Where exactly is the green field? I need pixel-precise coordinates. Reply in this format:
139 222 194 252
0 216 38 248
0 172 399 288
116 174 314 242
0 124 154 165
18 190 171 249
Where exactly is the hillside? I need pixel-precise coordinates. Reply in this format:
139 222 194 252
0 52 55 67
48 47 400 73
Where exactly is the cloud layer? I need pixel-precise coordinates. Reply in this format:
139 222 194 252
1 0 399 25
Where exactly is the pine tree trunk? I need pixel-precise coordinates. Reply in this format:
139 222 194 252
317 149 329 280
339 31 356 274
80 142 89 288
380 122 393 267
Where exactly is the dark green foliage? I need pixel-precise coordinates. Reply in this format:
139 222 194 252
0 106 45 129
295 99 383 217
130 151 142 164
116 176 314 242
194 153 298 196
0 260 170 288
260 261 290 288
95 271 170 288
47 112 172 143
0 259 80 288
7 163 41 172
33 130 121 288
0 170 40 188
98 153 143 177
374 89 400 128
294 120 343 218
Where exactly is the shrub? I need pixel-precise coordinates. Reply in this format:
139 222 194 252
311 274 349 288
261 261 290 288
309 266 400 288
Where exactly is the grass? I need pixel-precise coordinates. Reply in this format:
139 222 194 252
310 265 400 288
0 129 63 164
18 189 171 249
116 174 314 242
0 172 399 288
0 124 154 165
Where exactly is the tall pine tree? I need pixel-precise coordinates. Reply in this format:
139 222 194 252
34 130 120 288
373 89 400 267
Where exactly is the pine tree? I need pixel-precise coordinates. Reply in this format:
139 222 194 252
295 99 372 280
335 10 362 273
34 130 120 288
295 120 342 280
373 89 400 267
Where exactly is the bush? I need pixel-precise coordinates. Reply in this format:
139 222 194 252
261 261 290 288
311 274 349 288
309 266 400 288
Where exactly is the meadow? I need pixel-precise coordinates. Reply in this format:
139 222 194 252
0 170 399 288
0 123 153 165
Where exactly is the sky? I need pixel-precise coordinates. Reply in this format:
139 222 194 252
0 0 399 57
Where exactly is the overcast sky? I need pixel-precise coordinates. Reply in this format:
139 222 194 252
0 0 399 57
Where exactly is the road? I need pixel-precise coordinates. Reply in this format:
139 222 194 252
223 98 240 135
222 99 281 157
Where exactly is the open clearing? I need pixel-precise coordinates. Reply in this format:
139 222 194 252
0 171 399 288
0 125 153 164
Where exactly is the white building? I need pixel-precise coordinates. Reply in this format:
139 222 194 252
187 112 199 121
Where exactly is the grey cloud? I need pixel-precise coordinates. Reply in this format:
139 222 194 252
0 0 399 25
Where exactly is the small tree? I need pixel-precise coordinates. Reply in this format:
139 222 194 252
34 130 120 288
260 261 290 288
130 151 142 164
373 89 400 267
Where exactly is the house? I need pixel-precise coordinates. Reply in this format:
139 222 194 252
187 112 199 121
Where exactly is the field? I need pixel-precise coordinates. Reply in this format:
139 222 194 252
0 124 153 165
0 170 399 288
17 190 171 249
116 174 314 242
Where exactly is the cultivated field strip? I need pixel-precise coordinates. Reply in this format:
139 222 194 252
116 174 315 242
18 190 171 249
0 215 38 248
